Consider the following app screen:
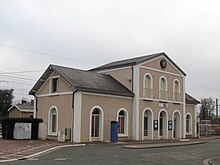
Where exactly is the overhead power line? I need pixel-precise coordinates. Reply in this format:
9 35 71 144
0 80 33 86
0 43 97 66
0 75 37 82
0 70 44 75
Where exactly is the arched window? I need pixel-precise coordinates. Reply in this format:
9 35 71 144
89 106 104 142
173 80 181 101
144 74 153 98
159 77 167 100
117 109 128 136
158 110 168 139
91 108 100 138
186 114 192 134
48 107 58 135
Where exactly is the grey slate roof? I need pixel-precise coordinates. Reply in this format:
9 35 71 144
185 93 200 105
29 65 134 97
17 102 34 111
8 102 34 112
90 52 186 76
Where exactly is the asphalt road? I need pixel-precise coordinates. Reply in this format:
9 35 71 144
1 139 220 165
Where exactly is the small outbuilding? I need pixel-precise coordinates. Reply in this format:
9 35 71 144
8 100 34 118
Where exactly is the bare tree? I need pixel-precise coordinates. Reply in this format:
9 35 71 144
199 97 215 120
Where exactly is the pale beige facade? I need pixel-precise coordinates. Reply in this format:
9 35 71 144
30 53 199 142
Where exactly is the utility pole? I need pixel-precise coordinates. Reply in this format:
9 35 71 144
216 99 219 125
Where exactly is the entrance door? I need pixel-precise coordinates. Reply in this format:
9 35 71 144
159 111 168 139
91 109 100 141
173 112 181 139
143 109 153 140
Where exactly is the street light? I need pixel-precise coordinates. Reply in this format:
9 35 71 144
216 99 219 125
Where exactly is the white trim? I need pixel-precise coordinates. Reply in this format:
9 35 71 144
139 54 185 77
8 105 33 113
96 55 185 77
73 92 82 143
49 75 60 94
117 108 129 137
139 97 184 104
159 76 168 100
48 106 59 136
173 79 181 102
89 105 104 142
81 92 133 100
97 66 132 73
132 65 140 140
36 91 73 98
34 97 36 118
140 66 184 78
172 110 182 139
182 76 186 138
185 113 193 135
8 105 18 112
20 109 34 112
142 108 154 140
158 109 168 140
143 73 153 98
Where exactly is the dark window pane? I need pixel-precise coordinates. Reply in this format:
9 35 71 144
52 78 58 93
118 116 124 134
91 116 95 137
95 116 99 137
52 114 56 132
144 117 148 136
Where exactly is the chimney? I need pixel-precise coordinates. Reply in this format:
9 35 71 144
21 99 27 104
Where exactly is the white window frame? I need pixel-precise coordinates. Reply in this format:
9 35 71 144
143 73 153 98
49 76 60 94
117 108 129 137
185 113 192 135
159 76 168 100
158 109 168 140
89 105 104 142
142 108 154 140
173 79 181 102
48 106 58 136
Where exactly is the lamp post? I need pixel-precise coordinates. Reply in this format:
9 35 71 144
216 99 219 125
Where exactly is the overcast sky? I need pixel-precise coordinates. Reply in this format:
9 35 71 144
0 0 220 102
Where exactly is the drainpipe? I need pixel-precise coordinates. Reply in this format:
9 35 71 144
131 64 134 92
33 93 38 118
71 89 78 142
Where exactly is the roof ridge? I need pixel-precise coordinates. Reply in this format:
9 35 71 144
90 52 165 71
51 64 111 77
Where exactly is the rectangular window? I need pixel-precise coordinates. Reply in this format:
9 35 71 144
51 77 59 93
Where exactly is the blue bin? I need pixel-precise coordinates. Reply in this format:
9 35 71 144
110 121 118 143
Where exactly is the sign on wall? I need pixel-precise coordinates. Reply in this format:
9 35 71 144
154 120 158 130
168 120 173 130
